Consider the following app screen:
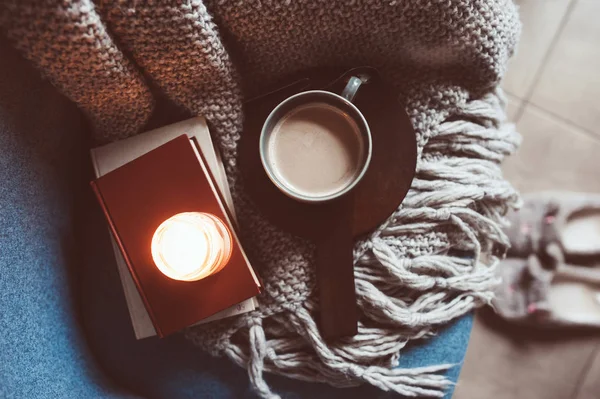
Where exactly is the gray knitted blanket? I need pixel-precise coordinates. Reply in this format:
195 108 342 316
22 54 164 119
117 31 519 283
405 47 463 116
0 1 521 397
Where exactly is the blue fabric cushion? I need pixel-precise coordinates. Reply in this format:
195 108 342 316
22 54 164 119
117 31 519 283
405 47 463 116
0 36 139 399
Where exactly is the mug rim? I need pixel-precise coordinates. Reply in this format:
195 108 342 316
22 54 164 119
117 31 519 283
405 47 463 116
259 90 372 203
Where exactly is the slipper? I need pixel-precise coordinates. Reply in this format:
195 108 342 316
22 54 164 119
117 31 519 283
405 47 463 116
493 243 600 328
505 192 600 259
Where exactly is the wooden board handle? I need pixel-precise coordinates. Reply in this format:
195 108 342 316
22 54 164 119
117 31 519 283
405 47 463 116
315 194 358 339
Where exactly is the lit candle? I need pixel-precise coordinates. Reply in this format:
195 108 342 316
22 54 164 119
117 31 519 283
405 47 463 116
151 212 232 282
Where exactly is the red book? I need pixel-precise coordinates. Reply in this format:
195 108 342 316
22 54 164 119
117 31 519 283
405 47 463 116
91 135 261 337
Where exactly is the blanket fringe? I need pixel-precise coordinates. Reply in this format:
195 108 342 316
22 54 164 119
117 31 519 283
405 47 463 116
200 89 521 398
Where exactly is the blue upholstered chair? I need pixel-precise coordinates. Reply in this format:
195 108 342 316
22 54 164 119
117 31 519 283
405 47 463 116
0 36 472 399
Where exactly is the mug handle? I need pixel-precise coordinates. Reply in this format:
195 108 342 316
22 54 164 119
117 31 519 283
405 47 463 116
340 76 365 102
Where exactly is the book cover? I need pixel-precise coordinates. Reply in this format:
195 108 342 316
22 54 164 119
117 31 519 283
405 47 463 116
91 134 261 337
91 118 257 339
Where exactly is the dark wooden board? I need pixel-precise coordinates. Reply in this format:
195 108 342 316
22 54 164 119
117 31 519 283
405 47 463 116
238 67 417 338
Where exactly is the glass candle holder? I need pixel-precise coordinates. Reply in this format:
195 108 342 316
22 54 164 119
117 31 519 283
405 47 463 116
151 212 232 282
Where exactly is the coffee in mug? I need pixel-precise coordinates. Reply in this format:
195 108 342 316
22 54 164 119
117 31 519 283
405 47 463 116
260 76 372 203
267 102 365 199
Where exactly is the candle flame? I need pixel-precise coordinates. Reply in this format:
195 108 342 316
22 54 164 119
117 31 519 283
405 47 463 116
151 212 232 281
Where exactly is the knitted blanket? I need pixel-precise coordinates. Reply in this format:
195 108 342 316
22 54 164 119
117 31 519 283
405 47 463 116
0 1 521 397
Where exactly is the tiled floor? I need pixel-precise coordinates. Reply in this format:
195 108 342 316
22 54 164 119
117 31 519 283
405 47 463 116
502 0 600 195
454 1 600 398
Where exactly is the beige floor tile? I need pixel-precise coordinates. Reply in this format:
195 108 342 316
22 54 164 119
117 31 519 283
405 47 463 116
505 92 522 122
503 104 600 194
503 0 573 99
455 313 600 399
575 344 600 399
530 0 600 135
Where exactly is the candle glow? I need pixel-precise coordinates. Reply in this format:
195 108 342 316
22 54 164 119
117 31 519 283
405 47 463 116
151 212 232 282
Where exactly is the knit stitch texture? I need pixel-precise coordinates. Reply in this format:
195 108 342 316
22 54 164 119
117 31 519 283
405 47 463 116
0 1 521 397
